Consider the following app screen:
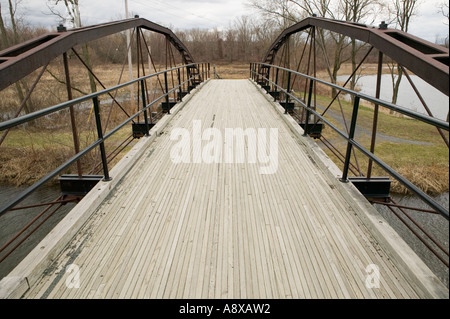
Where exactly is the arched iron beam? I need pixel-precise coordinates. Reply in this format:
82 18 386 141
263 16 449 96
0 17 196 91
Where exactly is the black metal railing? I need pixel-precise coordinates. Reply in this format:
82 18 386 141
0 62 210 217
250 62 449 220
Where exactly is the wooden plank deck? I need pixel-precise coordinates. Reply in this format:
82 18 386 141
12 79 447 299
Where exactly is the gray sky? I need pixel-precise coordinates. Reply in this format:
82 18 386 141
2 0 449 43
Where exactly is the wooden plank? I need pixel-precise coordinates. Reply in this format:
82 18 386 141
18 79 446 300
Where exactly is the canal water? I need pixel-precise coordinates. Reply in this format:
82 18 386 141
337 74 449 121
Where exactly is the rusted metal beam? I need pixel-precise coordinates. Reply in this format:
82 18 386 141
0 18 196 91
263 16 449 96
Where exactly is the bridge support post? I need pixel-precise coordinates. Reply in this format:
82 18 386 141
164 71 170 115
187 66 192 93
303 79 314 136
140 79 150 137
63 52 83 178
367 51 383 178
264 65 271 89
270 67 280 101
284 72 291 114
93 96 111 181
340 96 360 183
177 68 182 101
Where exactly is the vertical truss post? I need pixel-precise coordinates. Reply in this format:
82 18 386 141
312 26 317 123
164 71 170 115
274 67 280 101
367 51 383 178
187 66 192 93
284 71 291 114
63 52 83 178
177 68 182 101
92 96 111 181
340 96 360 183
303 78 314 137
258 64 263 83
140 79 150 137
182 66 186 91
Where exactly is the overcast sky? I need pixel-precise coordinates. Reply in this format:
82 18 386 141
1 0 449 43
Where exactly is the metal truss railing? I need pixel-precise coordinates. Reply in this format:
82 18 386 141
0 63 210 218
250 62 449 221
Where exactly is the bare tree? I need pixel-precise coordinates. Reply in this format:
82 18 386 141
246 0 305 29
248 0 380 98
0 0 34 114
47 0 97 94
438 1 449 20
0 3 10 51
46 0 82 27
340 0 378 95
388 0 420 106
438 1 449 48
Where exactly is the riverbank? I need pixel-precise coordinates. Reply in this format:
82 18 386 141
0 97 448 195
311 93 449 196
0 122 137 187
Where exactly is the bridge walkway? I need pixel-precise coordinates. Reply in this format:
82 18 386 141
8 79 447 299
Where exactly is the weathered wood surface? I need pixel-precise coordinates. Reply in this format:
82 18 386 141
19 80 447 299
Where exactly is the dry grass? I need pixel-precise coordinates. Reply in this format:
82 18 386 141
1 62 448 196
393 164 449 195
0 145 79 187
0 126 136 187
0 61 164 187
212 63 250 79
313 92 449 195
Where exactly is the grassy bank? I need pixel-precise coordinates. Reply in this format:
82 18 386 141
0 125 136 187
312 94 449 195
0 62 448 196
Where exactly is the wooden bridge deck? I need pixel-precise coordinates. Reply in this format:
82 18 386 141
3 79 447 299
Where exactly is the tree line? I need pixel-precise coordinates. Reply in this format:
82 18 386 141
3 0 448 61
1 0 449 109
